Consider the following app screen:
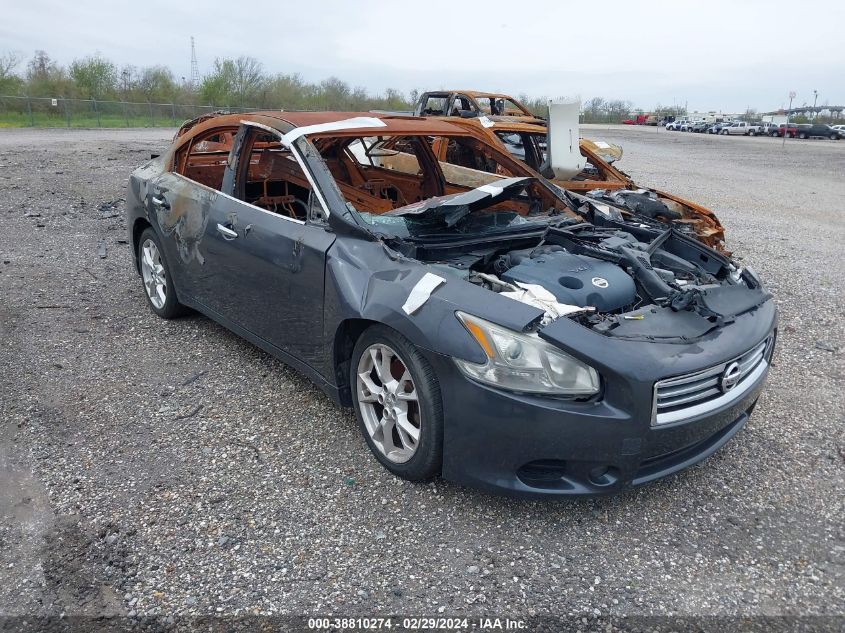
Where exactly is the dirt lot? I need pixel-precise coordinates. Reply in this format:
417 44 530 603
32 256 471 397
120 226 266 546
0 126 843 625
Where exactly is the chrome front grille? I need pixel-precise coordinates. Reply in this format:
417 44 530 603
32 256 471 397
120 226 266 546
652 336 772 426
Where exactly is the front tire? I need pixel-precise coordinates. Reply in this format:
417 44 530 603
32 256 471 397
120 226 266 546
137 228 187 319
350 325 443 481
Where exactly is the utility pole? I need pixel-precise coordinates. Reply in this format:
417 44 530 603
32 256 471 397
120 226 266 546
812 89 818 120
783 91 795 148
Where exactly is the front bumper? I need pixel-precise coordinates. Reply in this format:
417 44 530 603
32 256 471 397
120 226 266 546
427 334 773 498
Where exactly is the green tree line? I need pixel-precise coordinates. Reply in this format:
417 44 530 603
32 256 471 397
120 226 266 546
0 50 415 111
0 49 668 122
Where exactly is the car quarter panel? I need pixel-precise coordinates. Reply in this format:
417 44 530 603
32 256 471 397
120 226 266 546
318 237 547 387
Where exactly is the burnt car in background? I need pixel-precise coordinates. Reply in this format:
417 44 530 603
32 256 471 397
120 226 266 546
442 117 727 251
127 112 776 497
413 90 543 123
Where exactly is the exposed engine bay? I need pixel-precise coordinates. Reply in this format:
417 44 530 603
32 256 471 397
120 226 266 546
565 188 709 245
379 180 771 342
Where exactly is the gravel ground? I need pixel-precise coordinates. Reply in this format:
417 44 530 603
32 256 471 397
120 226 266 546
0 126 843 626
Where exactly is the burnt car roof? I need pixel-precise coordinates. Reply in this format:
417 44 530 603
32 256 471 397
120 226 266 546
176 111 467 139
425 90 518 100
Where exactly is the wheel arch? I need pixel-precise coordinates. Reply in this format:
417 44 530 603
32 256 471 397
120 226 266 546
332 318 381 406
132 217 153 272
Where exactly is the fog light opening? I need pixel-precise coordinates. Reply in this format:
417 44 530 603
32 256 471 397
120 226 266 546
517 460 573 491
589 465 620 487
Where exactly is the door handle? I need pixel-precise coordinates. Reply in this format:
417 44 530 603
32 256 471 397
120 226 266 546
151 195 169 209
216 223 238 239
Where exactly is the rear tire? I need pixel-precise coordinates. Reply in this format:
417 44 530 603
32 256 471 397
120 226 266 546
350 325 443 481
137 228 188 319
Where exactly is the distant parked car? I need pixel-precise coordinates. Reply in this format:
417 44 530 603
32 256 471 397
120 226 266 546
796 124 842 140
760 122 782 137
691 121 710 133
776 123 798 138
831 124 845 133
680 120 700 132
708 122 732 134
665 120 683 131
721 121 763 136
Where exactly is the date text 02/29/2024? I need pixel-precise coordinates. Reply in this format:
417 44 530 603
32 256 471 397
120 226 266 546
307 616 526 630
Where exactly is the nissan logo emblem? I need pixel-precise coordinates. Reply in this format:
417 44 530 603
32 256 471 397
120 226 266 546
720 361 742 392
592 277 609 288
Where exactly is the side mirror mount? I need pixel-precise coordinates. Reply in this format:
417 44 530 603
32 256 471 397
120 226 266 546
307 191 329 225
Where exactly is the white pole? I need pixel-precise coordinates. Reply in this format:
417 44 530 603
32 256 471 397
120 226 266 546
783 91 795 148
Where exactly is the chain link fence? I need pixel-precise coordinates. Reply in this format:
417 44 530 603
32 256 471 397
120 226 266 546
0 96 259 128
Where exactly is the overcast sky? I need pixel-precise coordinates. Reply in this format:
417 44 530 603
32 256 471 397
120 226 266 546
3 0 843 112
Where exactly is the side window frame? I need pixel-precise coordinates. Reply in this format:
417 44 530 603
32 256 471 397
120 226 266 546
227 121 334 225
173 126 239 190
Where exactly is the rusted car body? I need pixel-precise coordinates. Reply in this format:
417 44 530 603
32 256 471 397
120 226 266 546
126 111 775 497
414 90 543 124
439 117 727 251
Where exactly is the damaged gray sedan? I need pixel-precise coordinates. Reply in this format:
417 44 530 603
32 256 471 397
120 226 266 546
126 111 777 497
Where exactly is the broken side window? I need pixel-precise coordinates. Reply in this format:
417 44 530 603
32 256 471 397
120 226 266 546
174 126 238 190
347 137 423 176
310 135 435 214
497 132 527 162
234 128 312 221
495 132 549 173
475 97 496 115
421 96 449 115
434 137 518 190
451 95 478 116
503 99 530 116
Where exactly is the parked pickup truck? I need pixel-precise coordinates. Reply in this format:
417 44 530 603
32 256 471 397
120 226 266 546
721 121 763 136
795 124 843 140
776 123 798 138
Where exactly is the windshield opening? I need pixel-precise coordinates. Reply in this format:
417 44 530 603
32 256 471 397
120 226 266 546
308 132 576 239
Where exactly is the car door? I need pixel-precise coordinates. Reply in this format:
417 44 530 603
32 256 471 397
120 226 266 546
201 124 337 366
154 123 336 367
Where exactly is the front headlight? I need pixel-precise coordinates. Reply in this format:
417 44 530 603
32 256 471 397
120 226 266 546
454 311 600 396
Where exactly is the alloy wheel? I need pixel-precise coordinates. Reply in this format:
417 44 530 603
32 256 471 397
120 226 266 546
356 343 421 464
140 238 167 309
